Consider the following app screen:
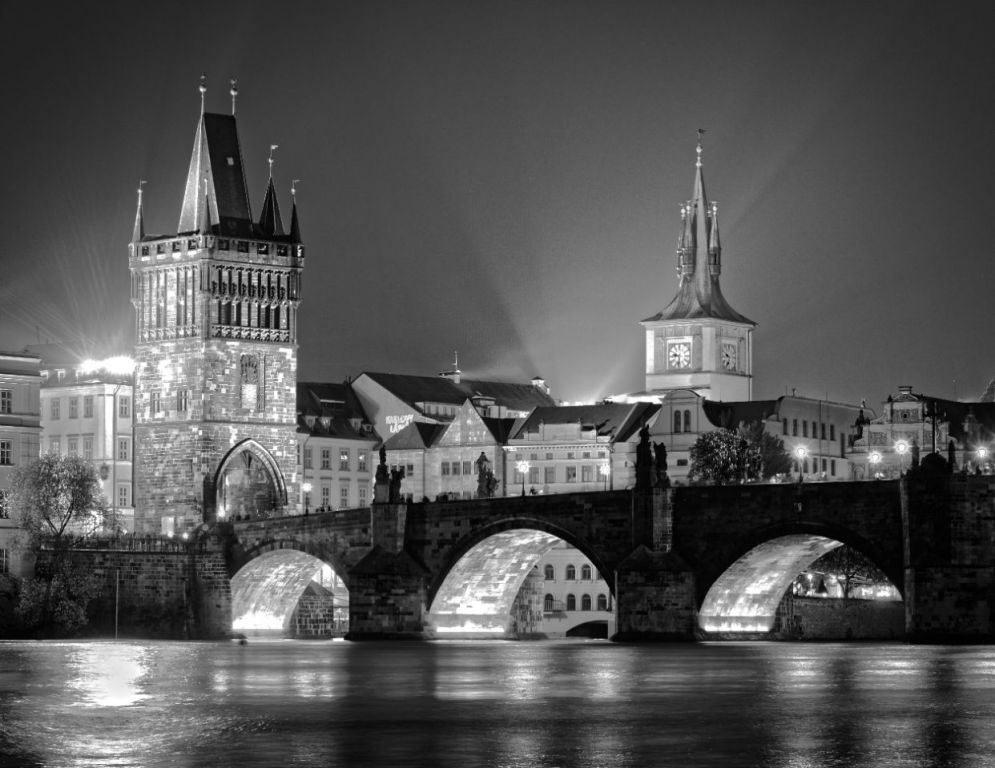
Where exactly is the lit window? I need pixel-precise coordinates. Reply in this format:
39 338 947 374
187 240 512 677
339 449 350 471
358 452 368 472
359 486 368 506
566 564 576 580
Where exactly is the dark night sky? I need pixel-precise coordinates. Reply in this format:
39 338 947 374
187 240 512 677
2 1 993 408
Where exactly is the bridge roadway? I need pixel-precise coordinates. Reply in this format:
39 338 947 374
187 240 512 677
219 474 995 643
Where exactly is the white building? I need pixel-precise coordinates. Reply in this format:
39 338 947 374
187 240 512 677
0 351 42 578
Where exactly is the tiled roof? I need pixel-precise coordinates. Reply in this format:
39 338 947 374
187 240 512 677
297 381 375 440
511 402 659 442
383 422 447 450
361 372 557 412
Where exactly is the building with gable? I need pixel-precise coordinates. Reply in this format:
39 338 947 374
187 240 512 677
295 382 378 513
129 82 304 533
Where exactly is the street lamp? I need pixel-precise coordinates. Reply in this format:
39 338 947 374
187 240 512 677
515 459 530 497
599 461 610 491
894 440 909 477
793 445 808 484
302 481 312 515
978 446 988 473
869 451 882 479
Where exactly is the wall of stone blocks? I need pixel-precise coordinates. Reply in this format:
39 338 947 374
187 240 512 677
779 595 905 640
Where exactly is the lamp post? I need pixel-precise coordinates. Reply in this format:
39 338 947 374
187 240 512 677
869 451 882 480
978 446 988 473
793 445 808 484
515 459 530 497
302 481 312 515
599 461 610 491
894 440 909 477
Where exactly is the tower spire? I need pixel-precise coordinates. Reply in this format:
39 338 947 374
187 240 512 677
230 78 238 115
132 180 146 242
199 176 212 235
199 75 206 115
258 146 284 236
289 180 302 242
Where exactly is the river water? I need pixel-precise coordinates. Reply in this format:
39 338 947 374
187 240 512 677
1 639 994 767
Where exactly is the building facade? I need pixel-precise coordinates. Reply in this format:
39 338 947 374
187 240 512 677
296 382 378 514
0 352 42 578
36 359 135 531
130 85 303 533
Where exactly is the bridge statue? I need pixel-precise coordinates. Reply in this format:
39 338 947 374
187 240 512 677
635 425 652 491
475 452 498 498
388 465 405 503
374 445 390 503
654 442 670 488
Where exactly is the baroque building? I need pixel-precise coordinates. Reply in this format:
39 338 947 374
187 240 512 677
129 83 303 534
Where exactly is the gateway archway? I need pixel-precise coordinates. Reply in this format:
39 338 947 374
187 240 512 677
215 439 287 520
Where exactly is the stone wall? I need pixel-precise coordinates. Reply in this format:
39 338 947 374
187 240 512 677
48 538 232 640
291 583 346 638
778 595 905 640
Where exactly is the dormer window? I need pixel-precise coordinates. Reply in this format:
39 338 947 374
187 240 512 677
304 415 316 429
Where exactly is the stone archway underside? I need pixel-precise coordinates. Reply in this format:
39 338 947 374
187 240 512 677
699 534 843 633
427 529 561 637
231 549 344 633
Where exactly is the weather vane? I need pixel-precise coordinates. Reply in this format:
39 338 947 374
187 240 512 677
291 179 300 197
230 78 238 115
199 75 207 114
268 144 279 178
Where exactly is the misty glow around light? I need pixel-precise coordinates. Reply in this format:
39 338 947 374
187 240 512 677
78 356 135 377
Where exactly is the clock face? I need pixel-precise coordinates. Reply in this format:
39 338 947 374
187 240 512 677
721 343 738 370
668 342 691 369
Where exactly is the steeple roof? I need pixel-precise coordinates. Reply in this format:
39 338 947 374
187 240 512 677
644 136 754 326
131 182 145 242
177 112 254 237
258 177 284 237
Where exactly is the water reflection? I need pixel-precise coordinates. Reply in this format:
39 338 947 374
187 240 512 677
3 641 995 767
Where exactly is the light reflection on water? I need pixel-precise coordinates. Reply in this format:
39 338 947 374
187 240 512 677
2 640 995 767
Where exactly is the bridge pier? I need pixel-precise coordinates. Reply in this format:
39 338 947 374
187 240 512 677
613 489 699 640
903 475 995 643
346 503 429 640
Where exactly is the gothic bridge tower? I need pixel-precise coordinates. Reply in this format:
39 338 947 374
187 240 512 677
129 81 304 534
642 135 755 401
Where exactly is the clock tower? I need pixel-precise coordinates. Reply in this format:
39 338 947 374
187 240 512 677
129 81 304 534
642 136 755 401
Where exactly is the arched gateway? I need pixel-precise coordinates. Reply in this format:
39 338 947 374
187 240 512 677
214 439 288 520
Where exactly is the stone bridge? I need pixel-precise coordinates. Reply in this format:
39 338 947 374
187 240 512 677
79 474 995 643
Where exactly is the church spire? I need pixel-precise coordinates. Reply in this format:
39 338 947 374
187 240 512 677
198 180 213 235
132 180 146 242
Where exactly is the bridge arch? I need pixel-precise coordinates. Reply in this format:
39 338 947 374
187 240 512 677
425 517 614 638
696 521 904 635
214 439 287 520
230 545 349 637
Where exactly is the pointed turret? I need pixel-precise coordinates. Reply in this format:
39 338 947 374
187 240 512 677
289 180 302 243
199 185 213 235
258 145 284 237
644 134 753 326
177 80 253 237
132 181 146 242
